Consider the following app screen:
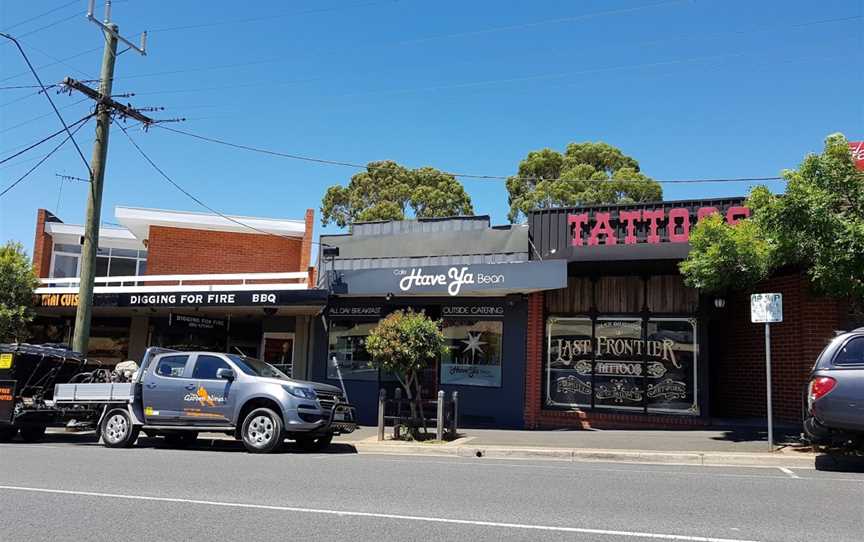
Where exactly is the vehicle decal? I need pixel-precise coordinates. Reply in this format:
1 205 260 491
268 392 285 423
0 353 12 369
184 386 225 407
144 406 159 416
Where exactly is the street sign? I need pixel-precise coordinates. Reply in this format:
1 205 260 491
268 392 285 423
751 292 783 452
751 293 783 323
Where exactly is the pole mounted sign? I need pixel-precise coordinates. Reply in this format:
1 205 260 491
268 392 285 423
751 293 782 451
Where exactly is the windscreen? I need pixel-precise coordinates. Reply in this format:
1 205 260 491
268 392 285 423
227 354 288 379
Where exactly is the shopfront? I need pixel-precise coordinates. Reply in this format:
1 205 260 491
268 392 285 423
525 198 748 428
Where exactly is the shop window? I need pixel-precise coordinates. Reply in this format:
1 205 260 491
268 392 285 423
440 319 503 387
545 316 699 415
327 321 378 381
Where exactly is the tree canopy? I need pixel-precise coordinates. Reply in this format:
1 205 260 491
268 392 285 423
680 133 864 303
320 161 474 227
0 241 38 343
505 141 662 222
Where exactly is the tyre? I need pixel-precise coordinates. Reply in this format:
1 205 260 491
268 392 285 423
297 433 333 452
101 408 140 448
164 432 198 447
0 426 18 442
241 408 283 453
19 425 46 442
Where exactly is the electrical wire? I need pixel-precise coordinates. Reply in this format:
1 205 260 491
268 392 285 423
0 97 90 136
0 46 102 83
154 125 784 185
0 114 92 198
115 120 330 246
0 0 80 33
0 114 93 165
0 33 93 177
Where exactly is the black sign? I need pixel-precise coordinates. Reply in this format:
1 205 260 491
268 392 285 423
529 198 748 262
333 260 566 297
170 313 226 330
0 380 16 424
328 305 384 319
91 289 329 308
441 304 505 319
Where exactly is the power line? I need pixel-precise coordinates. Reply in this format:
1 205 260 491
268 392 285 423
0 114 93 165
114 120 329 246
154 125 785 185
0 0 80 33
0 114 92 198
0 46 102 83
0 33 92 177
0 97 91 136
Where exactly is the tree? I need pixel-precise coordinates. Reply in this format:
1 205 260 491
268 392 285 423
506 141 662 222
680 133 864 305
320 161 474 227
364 309 446 438
0 241 38 343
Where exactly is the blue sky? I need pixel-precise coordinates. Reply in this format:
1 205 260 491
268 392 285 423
1 0 861 253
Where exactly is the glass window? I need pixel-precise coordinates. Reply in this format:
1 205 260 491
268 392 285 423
835 337 864 366
52 253 79 278
547 318 593 407
54 243 81 254
440 319 503 387
593 318 644 411
111 248 139 258
192 355 231 380
226 354 287 379
155 355 189 378
327 321 378 381
645 319 698 414
137 260 147 275
108 257 137 277
95 255 109 277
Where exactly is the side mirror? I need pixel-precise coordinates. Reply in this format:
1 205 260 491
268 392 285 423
216 368 235 381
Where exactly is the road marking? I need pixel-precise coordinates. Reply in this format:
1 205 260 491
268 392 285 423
777 467 800 479
0 484 760 542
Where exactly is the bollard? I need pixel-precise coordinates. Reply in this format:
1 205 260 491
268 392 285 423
450 391 459 437
394 388 402 439
436 390 444 441
377 388 386 441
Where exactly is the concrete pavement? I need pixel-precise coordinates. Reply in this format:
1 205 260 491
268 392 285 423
1 438 863 541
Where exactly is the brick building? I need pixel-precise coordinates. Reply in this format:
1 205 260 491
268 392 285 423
524 198 850 429
30 206 325 376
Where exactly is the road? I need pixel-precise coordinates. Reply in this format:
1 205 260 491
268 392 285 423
1 436 862 542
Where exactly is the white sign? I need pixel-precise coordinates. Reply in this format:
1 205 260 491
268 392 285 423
751 293 783 323
396 266 504 296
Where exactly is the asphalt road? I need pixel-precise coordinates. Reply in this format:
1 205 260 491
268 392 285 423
1 436 862 542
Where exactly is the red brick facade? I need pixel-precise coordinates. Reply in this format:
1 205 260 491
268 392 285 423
523 273 847 429
713 272 847 422
144 210 314 276
32 209 59 278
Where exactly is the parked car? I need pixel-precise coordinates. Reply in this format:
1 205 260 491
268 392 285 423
52 347 356 453
803 328 864 447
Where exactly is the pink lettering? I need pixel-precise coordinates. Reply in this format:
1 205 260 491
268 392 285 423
642 209 665 244
588 212 617 246
725 206 750 225
619 210 641 244
568 213 588 246
668 208 690 243
697 207 719 222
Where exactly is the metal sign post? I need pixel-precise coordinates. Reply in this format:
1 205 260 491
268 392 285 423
751 293 783 452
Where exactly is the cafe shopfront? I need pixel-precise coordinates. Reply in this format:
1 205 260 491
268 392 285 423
312 217 567 427
525 198 750 428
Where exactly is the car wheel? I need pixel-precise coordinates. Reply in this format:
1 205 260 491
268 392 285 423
241 408 283 453
297 433 333 452
0 427 18 442
101 408 140 448
19 425 46 442
163 432 198 447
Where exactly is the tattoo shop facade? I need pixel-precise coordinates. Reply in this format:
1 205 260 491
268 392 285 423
525 198 754 428
312 217 567 427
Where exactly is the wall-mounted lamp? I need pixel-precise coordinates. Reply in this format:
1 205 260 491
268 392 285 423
714 297 726 309
385 293 394 302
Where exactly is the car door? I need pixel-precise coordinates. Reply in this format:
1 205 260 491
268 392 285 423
177 354 236 425
142 354 192 424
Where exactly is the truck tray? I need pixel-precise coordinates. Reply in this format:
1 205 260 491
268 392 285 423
53 383 134 403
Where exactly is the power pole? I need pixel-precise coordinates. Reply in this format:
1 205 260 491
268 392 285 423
71 0 149 353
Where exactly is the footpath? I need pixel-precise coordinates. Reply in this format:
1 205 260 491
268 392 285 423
333 424 860 470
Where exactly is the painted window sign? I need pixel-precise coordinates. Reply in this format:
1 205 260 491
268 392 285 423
440 320 503 387
546 317 698 414
568 205 749 247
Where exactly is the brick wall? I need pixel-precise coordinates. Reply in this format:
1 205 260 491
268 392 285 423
713 272 847 422
32 208 59 278
145 222 308 275
524 292 545 429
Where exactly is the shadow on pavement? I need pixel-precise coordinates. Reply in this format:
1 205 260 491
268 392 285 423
134 436 359 455
814 453 864 473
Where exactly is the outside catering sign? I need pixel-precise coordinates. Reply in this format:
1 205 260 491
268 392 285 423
332 260 567 297
751 293 783 323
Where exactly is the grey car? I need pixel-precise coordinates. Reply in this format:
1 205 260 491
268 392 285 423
803 328 864 447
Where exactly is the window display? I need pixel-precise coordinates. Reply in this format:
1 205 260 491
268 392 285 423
440 319 503 387
327 321 378 381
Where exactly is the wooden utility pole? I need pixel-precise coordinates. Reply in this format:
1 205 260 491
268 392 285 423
71 1 149 353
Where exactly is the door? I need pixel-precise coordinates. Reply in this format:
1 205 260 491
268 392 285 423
261 333 294 377
179 354 236 425
142 354 192 423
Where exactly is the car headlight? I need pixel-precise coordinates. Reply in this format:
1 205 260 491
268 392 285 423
283 385 317 400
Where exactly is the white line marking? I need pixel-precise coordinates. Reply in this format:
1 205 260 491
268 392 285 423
0 484 760 542
777 467 800 479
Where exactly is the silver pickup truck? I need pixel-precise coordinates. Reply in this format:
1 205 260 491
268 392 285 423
54 347 356 453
